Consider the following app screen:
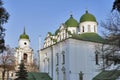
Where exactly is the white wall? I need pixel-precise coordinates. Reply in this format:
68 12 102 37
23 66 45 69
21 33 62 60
68 27 77 34
40 40 70 80
68 39 99 80
40 38 100 80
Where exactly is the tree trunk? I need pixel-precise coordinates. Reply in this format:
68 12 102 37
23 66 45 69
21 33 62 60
7 70 9 80
2 70 5 80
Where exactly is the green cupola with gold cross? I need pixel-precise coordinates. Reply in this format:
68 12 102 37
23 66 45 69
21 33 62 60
19 28 29 40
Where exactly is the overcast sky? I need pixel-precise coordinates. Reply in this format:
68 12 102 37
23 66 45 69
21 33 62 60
3 0 114 53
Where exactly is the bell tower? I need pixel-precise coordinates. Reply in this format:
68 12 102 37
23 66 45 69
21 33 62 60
15 27 33 71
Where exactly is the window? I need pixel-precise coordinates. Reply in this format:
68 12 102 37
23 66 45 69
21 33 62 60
62 51 65 64
95 54 98 65
23 53 27 63
56 53 59 66
82 26 84 32
24 42 27 45
11 73 13 77
95 50 99 65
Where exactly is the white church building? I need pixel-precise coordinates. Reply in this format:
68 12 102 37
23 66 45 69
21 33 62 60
39 10 105 80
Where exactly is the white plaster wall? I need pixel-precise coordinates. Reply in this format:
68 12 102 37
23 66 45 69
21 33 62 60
40 47 54 77
68 39 99 80
40 38 100 80
68 27 77 34
18 39 30 48
15 48 33 64
40 40 70 80
52 41 70 80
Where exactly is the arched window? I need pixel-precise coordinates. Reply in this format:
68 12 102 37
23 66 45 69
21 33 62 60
82 26 84 32
11 73 13 77
95 50 99 65
56 53 59 66
95 54 98 65
23 53 27 63
62 51 65 64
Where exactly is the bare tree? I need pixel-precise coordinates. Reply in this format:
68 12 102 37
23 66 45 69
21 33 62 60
30 58 39 72
95 10 120 70
95 43 120 70
0 45 14 80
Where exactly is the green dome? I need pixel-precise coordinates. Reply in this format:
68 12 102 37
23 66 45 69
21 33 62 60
65 15 78 27
80 10 97 23
19 28 29 40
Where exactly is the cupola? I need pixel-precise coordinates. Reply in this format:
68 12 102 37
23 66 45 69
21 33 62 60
80 10 97 23
19 28 29 40
65 15 78 27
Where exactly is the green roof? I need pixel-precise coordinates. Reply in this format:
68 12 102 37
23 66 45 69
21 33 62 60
27 72 52 80
72 33 105 43
65 15 78 27
20 28 29 40
48 32 52 36
80 10 97 23
93 70 120 80
55 29 60 35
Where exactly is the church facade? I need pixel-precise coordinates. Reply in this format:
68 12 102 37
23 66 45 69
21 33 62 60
39 10 104 80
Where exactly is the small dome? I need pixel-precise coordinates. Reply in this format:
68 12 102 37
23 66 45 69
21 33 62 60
19 28 29 40
80 10 97 23
65 15 78 27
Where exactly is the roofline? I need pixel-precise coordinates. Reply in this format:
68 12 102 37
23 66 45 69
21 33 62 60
40 37 102 51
